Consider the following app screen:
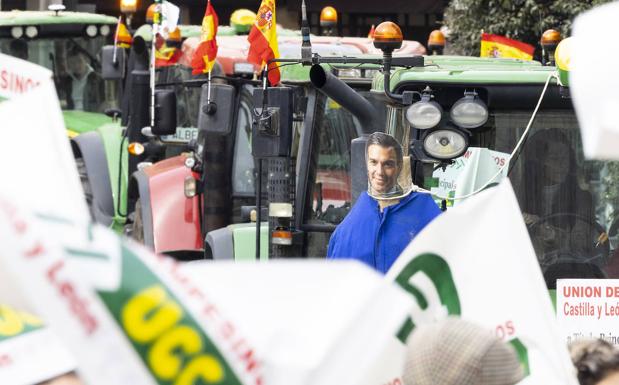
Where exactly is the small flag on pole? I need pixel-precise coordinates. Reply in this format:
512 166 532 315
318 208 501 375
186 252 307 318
247 0 280 85
368 24 375 39
155 27 182 67
191 0 219 75
480 33 534 60
115 17 132 49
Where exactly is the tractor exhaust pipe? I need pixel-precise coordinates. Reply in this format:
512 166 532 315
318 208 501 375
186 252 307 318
309 64 379 135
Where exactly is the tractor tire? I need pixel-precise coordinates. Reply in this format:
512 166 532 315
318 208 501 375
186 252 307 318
76 157 95 221
132 198 145 244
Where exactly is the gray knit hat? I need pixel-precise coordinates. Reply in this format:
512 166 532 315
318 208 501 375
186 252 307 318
403 317 524 385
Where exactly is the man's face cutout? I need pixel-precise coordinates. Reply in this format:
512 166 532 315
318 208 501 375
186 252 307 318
367 144 401 194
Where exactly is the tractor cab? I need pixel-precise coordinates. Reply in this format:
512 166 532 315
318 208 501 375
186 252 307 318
369 27 619 287
0 8 120 135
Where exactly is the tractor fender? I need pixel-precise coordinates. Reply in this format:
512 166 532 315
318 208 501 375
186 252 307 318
129 168 155 248
71 132 114 226
130 154 202 254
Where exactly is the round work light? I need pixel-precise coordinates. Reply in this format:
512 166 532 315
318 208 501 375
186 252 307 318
450 92 489 129
423 128 469 160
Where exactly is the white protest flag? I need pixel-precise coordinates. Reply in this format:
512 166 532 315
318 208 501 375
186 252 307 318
431 147 509 207
0 304 77 385
386 180 579 385
159 0 180 38
570 2 619 160
0 197 414 385
0 53 50 100
0 53 89 223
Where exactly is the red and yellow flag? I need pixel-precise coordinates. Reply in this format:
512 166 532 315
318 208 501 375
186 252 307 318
115 17 132 49
191 0 219 75
155 27 182 67
368 24 375 39
480 33 534 60
247 0 280 85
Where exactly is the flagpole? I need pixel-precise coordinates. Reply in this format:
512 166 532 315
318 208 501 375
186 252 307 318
113 16 121 66
151 0 162 129
207 69 212 103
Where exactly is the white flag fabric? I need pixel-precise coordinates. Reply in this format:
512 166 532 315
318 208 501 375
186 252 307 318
0 53 50 100
159 1 180 38
431 147 509 207
0 197 413 385
570 2 619 160
386 180 579 385
0 53 89 223
0 304 76 385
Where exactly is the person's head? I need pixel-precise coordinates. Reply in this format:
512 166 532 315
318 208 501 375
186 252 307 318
403 317 524 385
570 339 619 385
67 48 90 78
527 128 575 186
365 132 403 195
9 39 28 60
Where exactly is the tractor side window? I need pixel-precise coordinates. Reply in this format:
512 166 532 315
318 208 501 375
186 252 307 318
305 96 360 226
232 88 256 195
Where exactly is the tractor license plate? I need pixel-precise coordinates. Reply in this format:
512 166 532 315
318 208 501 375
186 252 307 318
161 127 198 143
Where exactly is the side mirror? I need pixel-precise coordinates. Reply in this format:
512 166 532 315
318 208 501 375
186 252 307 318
101 45 126 80
198 84 235 135
152 89 177 136
251 87 293 158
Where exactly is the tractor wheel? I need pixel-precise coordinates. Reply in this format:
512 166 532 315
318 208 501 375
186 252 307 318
132 198 145 244
76 157 95 221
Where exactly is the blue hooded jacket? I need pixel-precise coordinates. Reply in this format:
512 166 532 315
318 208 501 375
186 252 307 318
327 191 441 274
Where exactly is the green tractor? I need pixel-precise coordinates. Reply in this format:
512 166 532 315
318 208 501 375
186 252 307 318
0 7 120 135
196 20 619 291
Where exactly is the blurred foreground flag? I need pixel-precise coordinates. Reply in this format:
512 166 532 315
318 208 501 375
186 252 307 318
386 180 579 385
480 33 534 60
247 0 280 85
0 53 89 223
0 197 413 385
0 304 77 385
570 1 619 160
191 0 219 75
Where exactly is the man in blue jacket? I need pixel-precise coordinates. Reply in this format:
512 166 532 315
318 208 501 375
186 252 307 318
327 132 441 274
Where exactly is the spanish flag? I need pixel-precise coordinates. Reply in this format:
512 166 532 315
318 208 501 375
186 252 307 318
247 0 280 85
191 0 219 75
115 17 132 49
480 33 534 61
155 27 182 67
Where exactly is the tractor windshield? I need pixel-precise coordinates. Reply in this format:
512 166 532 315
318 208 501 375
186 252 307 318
0 36 119 113
423 108 619 286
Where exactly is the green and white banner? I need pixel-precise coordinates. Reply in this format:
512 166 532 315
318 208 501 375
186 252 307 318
430 147 509 207
386 180 579 385
0 197 413 385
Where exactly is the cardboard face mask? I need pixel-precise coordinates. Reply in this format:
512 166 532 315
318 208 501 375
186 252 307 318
365 132 413 200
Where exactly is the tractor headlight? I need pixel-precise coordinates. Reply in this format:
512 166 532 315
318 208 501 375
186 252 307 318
450 92 488 129
423 127 469 160
11 26 24 39
86 25 98 37
100 25 111 37
405 98 443 130
25 26 38 38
